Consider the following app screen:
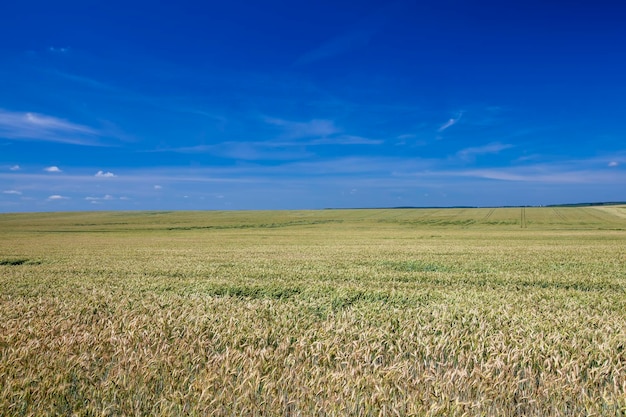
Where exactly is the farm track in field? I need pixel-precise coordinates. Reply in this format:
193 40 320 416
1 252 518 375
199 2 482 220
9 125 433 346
552 207 567 222
581 207 626 225
520 207 527 228
483 208 496 220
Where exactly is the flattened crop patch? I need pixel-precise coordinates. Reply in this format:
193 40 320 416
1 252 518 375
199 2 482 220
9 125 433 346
203 284 302 300
0 258 42 266
383 260 452 273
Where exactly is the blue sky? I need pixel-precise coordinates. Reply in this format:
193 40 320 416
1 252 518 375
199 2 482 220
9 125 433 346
1 0 625 211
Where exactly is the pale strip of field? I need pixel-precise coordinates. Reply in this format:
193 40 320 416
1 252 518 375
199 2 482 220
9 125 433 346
1 206 625 232
1 207 625 416
592 205 626 219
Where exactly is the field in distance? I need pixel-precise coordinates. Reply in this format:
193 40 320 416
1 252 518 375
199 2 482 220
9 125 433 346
1 206 625 416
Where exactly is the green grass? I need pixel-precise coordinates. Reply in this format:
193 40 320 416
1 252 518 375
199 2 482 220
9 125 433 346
1 207 625 416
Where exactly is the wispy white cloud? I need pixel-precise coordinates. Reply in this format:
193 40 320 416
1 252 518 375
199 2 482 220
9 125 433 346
394 133 427 147
262 117 382 146
85 194 115 202
608 161 619 167
155 132 380 161
438 119 456 132
292 3 397 66
95 170 116 177
264 117 340 139
3 190 22 195
438 112 464 132
295 29 377 66
48 46 70 54
0 109 101 145
397 134 416 140
312 135 383 145
154 185 162 190
456 168 581 183
457 142 513 160
48 70 114 91
430 164 626 184
47 195 68 200
9 165 20 171
152 116 352 158
44 166 62 173
24 112 88 132
216 143 311 161
170 142 313 161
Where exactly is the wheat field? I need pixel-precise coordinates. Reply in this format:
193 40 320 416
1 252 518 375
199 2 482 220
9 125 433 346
1 207 625 416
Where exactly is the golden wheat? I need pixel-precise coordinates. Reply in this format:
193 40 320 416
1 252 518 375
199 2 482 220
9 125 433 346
1 207 625 416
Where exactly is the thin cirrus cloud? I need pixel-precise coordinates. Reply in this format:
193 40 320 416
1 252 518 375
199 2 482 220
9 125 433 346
154 115 381 161
311 135 383 145
47 195 68 201
48 70 114 91
95 170 116 177
445 163 626 184
160 136 379 159
47 46 70 54
0 109 101 146
208 142 313 161
264 117 340 139
159 136 378 161
294 29 377 66
3 190 22 195
263 117 382 145
437 112 464 132
9 165 20 171
462 168 586 183
292 2 396 66
44 166 62 173
456 143 514 160
151 143 294 161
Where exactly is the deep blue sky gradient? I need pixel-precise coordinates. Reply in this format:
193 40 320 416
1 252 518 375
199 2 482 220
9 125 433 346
1 0 625 211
